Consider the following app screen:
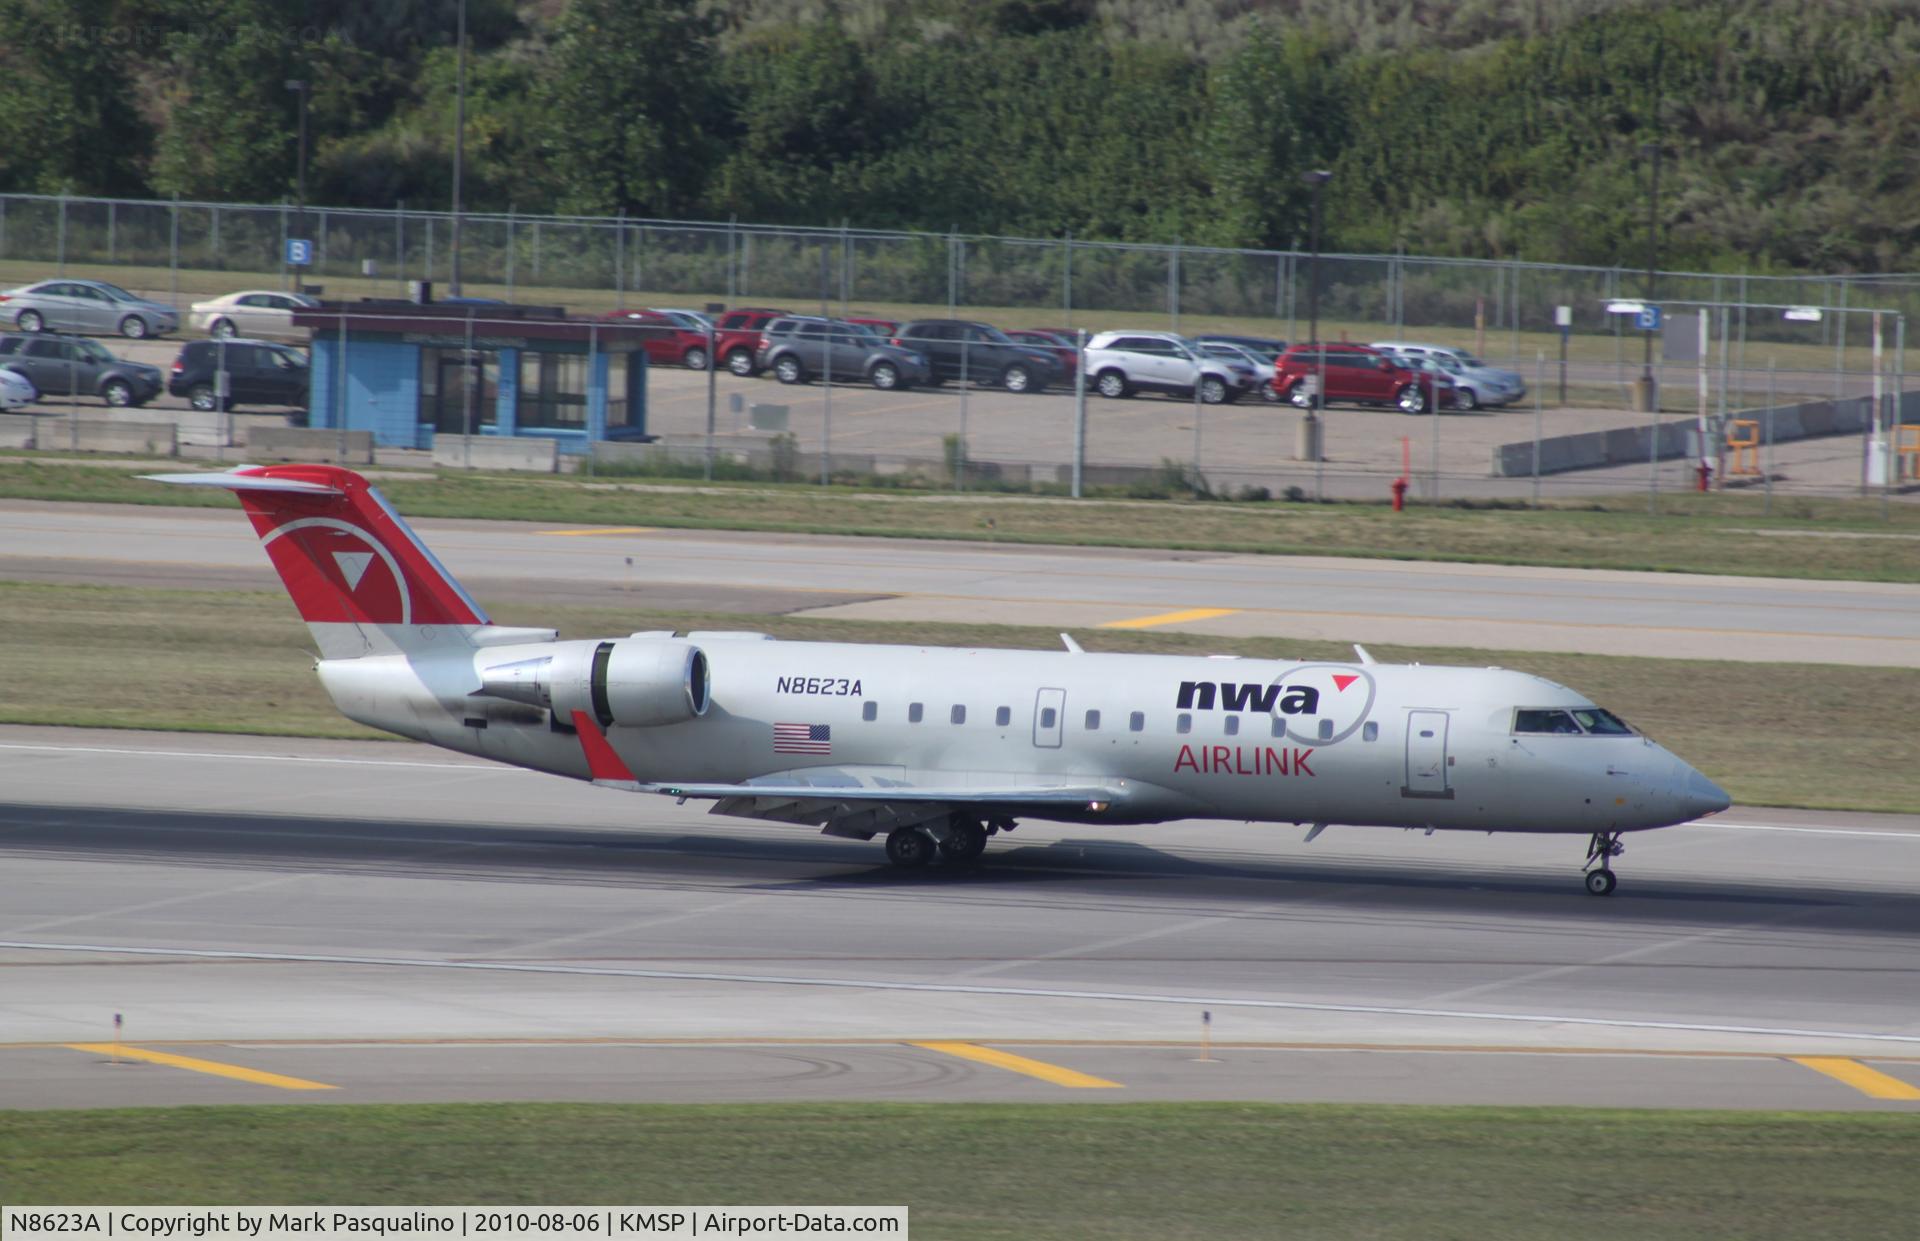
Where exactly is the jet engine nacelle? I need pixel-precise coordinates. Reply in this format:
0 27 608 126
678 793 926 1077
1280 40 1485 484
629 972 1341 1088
477 638 709 729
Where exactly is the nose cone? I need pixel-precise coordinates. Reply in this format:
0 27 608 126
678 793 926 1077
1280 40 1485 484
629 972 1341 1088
1682 768 1732 818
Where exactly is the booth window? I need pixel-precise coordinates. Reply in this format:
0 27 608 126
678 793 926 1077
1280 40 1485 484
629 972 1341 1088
519 352 588 429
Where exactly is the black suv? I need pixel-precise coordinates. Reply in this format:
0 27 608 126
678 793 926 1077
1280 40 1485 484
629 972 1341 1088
168 339 308 412
890 320 1062 392
0 332 163 406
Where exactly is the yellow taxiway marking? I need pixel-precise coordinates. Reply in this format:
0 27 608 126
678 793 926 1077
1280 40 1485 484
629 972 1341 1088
64 1043 336 1091
539 527 657 537
1791 1057 1920 1100
1098 607 1239 631
913 1041 1121 1088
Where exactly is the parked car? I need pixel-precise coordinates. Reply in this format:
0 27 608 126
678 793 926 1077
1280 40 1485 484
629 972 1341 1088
0 367 33 410
0 332 163 405
167 338 309 412
597 309 713 369
0 278 178 339
846 316 897 337
1272 343 1452 414
890 319 1062 392
756 316 931 391
1081 330 1256 403
713 307 791 376
1198 340 1282 402
1008 329 1080 379
650 307 714 333
1195 333 1286 361
1369 340 1526 409
190 290 321 340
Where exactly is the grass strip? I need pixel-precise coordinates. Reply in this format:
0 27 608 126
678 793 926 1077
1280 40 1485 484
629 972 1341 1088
1 460 1917 581
2 1102 1917 1240
0 579 1911 813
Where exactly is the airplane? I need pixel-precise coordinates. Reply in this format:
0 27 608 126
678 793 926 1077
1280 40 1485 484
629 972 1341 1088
145 463 1732 895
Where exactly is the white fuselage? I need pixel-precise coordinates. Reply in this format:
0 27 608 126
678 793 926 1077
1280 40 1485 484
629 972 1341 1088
320 632 1715 838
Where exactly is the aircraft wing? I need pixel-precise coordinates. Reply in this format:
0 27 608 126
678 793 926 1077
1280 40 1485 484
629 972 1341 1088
633 777 1127 840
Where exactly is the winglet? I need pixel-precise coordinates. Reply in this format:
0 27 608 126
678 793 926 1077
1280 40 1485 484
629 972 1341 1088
572 710 640 788
1060 633 1084 654
1352 644 1377 665
1305 821 1330 843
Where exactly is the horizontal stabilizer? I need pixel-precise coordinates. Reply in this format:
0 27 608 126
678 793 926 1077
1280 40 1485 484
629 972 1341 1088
142 470 343 496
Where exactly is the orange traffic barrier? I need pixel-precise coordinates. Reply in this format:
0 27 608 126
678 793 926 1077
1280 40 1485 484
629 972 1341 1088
1726 419 1761 476
1899 425 1920 481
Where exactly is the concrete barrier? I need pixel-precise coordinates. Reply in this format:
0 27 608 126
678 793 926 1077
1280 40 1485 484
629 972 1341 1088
0 421 35 450
247 426 375 464
34 418 177 455
433 434 558 473
1491 393 1900 477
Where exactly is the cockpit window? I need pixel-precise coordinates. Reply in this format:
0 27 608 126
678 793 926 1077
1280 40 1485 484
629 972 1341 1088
1571 708 1635 735
1514 708 1583 735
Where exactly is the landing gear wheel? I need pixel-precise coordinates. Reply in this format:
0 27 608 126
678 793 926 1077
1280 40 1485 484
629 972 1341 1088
885 826 935 869
1583 831 1625 896
938 821 988 863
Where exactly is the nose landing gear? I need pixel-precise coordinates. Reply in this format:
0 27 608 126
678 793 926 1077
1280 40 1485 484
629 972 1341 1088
1584 831 1625 896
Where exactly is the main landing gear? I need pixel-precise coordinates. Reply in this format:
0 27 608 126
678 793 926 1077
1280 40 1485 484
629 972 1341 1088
1584 831 1625 896
884 816 999 870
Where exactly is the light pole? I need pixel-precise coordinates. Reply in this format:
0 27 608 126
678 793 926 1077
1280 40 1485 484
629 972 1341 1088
1636 140 1661 412
1301 170 1332 345
449 0 467 296
285 79 308 293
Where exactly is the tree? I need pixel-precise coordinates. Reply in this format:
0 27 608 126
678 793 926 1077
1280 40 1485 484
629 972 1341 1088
535 0 719 217
1201 20 1346 250
0 0 153 195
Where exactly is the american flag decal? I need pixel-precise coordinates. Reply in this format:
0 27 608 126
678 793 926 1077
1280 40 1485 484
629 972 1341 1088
772 722 832 754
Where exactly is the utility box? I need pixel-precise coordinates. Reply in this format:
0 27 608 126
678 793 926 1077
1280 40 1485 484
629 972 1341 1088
1295 411 1323 462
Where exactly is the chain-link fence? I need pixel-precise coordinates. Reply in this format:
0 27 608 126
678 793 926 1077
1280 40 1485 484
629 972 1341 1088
1 191 1915 507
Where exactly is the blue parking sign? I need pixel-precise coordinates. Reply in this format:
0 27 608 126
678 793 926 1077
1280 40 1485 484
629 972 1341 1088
286 238 313 266
1635 305 1662 331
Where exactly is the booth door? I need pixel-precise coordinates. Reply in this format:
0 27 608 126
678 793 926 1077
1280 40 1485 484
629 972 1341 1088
433 351 498 434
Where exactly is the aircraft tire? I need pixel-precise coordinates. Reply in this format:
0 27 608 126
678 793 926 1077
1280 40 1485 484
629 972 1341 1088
1584 868 1617 896
939 821 988 863
885 825 935 869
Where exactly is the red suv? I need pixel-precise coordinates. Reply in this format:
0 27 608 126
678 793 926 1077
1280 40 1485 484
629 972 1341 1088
597 310 712 370
1272 343 1451 414
713 307 791 376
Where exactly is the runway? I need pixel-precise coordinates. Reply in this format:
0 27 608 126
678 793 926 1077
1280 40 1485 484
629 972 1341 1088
5 499 1919 665
3 725 1919 1111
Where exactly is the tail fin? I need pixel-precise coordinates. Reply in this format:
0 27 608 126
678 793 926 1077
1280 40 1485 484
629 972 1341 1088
146 464 491 657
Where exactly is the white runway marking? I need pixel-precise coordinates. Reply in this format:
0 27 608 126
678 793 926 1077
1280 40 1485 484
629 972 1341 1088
7 938 1920 1046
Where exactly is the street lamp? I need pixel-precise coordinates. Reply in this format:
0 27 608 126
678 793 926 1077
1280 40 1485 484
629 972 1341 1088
285 78 308 293
1636 140 1661 411
449 0 468 296
1301 169 1333 345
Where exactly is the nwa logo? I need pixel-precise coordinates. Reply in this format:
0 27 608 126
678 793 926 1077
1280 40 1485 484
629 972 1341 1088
1176 665 1376 745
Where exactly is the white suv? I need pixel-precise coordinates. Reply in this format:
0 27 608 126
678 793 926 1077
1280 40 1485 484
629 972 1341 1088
1083 331 1256 403
1369 341 1526 409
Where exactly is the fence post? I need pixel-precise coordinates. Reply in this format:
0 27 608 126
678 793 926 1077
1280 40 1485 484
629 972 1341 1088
0 196 7 257
615 208 625 307
947 228 957 317
532 216 541 282
1169 239 1180 333
1072 328 1086 498
394 201 404 294
726 214 737 301
169 193 179 307
279 199 289 288
426 209 435 284
840 218 851 318
1533 351 1544 506
1063 231 1073 327
1834 277 1848 400
57 190 67 273
107 200 116 263
317 209 327 271
506 204 516 299
211 200 220 261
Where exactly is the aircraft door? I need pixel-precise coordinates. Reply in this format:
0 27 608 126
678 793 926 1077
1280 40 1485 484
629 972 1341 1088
1402 709 1454 799
1033 687 1065 749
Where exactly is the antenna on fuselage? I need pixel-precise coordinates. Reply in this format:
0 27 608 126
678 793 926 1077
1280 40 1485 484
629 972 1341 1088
1060 633 1084 654
1352 644 1377 665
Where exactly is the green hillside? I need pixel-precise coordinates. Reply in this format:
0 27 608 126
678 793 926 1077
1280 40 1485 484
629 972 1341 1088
2 0 1915 272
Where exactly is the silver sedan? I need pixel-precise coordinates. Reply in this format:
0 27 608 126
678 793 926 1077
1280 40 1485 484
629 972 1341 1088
0 278 179 339
190 290 321 340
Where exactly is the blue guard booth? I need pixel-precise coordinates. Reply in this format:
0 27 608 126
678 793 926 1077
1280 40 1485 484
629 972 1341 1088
293 297 655 452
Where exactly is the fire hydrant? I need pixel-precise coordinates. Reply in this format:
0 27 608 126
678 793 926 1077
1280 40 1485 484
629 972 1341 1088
1390 476 1409 511
1695 460 1712 492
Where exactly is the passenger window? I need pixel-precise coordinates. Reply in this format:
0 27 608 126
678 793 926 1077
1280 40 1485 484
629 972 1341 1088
1362 721 1378 742
1176 714 1192 734
1224 716 1239 736
1515 708 1582 735
995 706 1011 726
1318 719 1334 740
1129 711 1145 733
951 705 966 725
1085 710 1100 730
909 702 923 723
862 701 877 722
1040 707 1057 729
